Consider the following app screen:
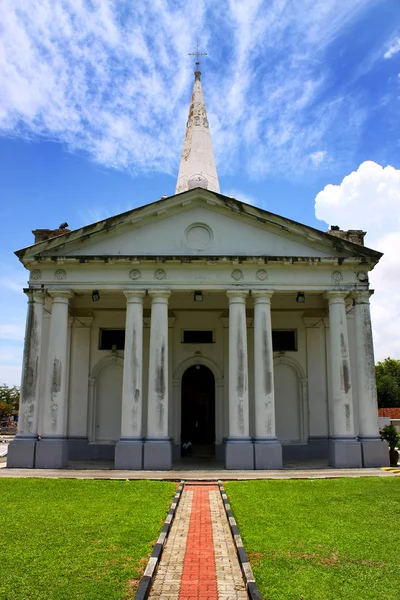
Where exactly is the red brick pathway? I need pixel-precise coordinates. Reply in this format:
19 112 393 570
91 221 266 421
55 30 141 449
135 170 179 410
178 484 218 600
148 483 247 599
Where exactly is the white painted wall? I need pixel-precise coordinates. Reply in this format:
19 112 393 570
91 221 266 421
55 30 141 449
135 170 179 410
63 205 335 258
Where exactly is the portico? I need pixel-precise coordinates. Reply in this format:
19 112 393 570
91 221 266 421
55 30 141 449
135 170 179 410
8 274 388 470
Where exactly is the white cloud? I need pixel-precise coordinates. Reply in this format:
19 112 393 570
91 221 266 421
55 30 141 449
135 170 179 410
315 161 400 361
310 150 328 166
0 0 386 178
384 37 400 59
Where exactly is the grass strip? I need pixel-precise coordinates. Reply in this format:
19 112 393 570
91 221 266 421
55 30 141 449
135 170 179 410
0 478 176 600
225 478 400 600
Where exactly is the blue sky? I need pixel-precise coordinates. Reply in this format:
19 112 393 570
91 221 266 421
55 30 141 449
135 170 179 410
1 0 400 384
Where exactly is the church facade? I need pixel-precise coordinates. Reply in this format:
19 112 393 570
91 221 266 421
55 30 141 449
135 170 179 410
8 63 389 470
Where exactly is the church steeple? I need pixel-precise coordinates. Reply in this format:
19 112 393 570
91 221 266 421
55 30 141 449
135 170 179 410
175 50 220 195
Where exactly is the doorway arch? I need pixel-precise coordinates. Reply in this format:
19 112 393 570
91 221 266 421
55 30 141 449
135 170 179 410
181 365 216 449
173 356 224 449
273 356 308 443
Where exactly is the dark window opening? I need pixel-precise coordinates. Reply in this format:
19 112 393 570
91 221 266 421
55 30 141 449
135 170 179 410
99 328 125 350
272 330 297 352
182 330 214 344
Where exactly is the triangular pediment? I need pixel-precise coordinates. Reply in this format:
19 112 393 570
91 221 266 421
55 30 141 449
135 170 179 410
17 189 381 264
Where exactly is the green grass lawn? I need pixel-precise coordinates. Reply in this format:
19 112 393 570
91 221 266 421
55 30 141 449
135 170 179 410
225 478 400 600
0 479 176 600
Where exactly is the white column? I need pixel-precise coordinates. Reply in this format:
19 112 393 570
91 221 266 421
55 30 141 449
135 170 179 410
326 291 361 467
121 291 145 438
225 290 253 469
35 289 73 468
353 291 389 466
143 289 172 470
252 290 282 469
253 291 275 438
7 290 45 468
115 290 146 469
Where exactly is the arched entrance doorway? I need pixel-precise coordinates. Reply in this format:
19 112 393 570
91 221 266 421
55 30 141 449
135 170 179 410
274 362 302 442
181 365 215 455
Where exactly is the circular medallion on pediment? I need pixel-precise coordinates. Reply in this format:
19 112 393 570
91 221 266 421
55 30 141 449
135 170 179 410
54 269 67 280
356 271 368 283
184 223 213 250
231 269 243 281
331 270 343 285
154 269 166 280
30 269 42 280
256 269 268 281
129 269 141 280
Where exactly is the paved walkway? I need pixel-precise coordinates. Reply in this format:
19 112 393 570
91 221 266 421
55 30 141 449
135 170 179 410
149 483 247 600
0 464 397 479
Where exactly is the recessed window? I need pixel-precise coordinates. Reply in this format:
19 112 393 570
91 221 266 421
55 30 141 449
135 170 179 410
182 330 214 344
272 330 297 352
99 329 125 350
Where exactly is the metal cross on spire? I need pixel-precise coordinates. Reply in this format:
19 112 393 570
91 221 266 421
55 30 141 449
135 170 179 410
188 41 207 69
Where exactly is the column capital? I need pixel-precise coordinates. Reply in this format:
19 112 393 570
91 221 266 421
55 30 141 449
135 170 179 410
252 289 273 303
324 290 348 303
24 289 46 304
123 289 146 302
148 289 171 302
226 289 249 303
352 290 373 304
48 289 74 302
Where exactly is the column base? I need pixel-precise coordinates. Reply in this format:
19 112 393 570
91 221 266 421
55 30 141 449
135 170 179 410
253 439 282 470
329 438 362 468
7 437 37 468
115 440 143 470
143 439 172 470
360 438 390 467
35 438 69 469
225 439 254 470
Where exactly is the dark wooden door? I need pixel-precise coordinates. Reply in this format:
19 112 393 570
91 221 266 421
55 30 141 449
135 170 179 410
181 365 215 444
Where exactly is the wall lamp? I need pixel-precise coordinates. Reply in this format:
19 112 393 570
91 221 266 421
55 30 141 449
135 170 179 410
194 290 203 302
296 292 305 304
92 290 100 302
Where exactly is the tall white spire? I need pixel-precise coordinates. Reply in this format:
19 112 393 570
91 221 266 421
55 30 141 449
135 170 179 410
175 54 220 195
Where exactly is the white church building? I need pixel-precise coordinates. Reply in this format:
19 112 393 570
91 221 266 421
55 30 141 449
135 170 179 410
8 61 389 471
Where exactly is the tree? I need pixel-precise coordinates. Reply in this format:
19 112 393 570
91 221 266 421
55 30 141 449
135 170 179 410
0 384 20 421
375 358 400 408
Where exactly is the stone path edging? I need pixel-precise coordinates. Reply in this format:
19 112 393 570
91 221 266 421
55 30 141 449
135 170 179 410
135 481 184 600
218 481 263 600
